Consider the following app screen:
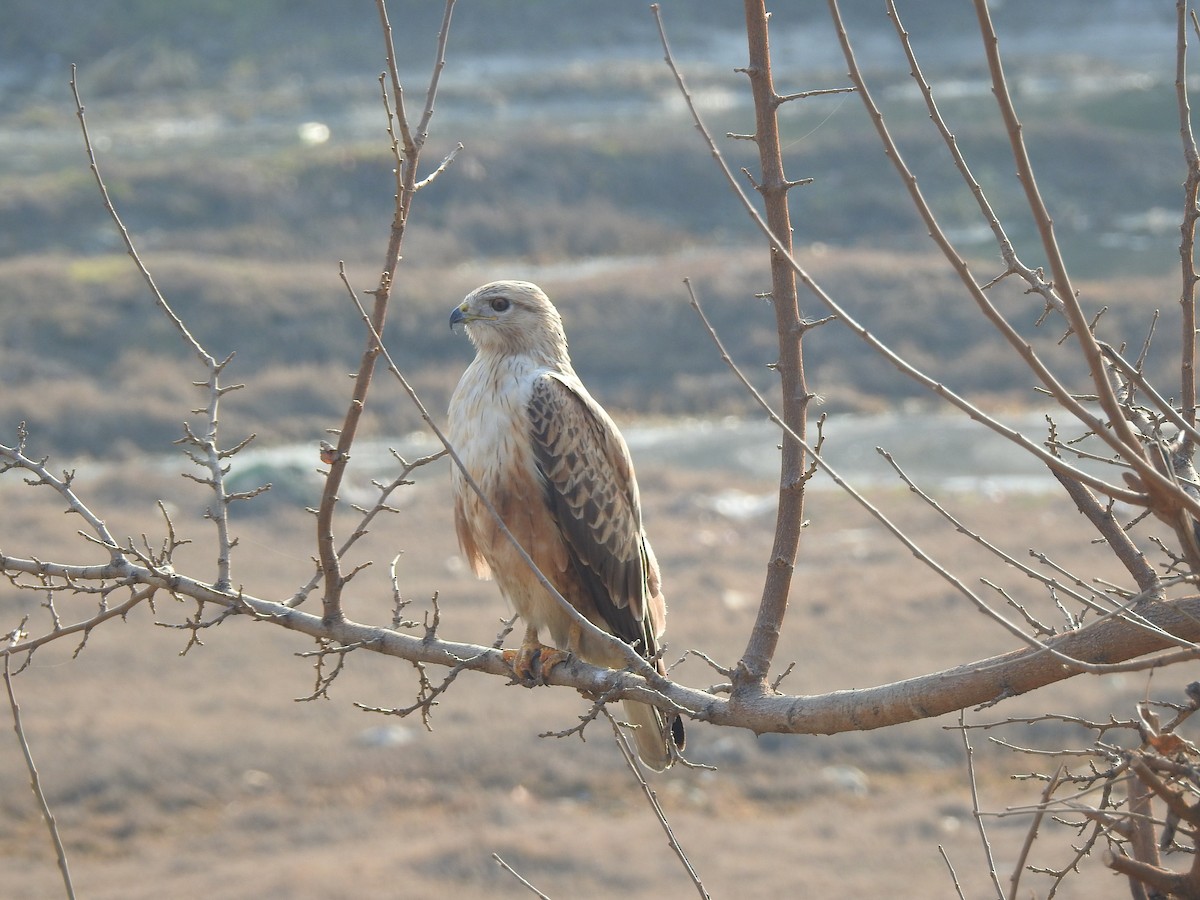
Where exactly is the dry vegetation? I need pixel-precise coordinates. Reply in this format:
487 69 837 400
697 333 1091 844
0 460 1160 898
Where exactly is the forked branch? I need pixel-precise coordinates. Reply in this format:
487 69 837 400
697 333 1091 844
70 68 245 592
314 0 457 624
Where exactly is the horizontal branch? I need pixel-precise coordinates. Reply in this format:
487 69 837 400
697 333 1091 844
5 551 1200 736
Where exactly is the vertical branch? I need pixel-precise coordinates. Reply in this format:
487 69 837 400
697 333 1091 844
1006 766 1063 900
1125 769 1162 889
5 656 75 900
315 0 456 623
1176 1 1199 430
732 0 810 690
956 711 1003 899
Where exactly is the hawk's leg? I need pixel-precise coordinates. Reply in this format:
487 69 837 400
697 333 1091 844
503 624 569 686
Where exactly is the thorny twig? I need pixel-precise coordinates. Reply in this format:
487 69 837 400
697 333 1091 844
539 685 624 743
354 615 517 731
315 0 457 624
70 68 251 593
1008 765 1064 900
290 435 446 609
295 639 370 702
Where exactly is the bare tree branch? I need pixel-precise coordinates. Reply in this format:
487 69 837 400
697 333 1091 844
1007 765 1063 900
5 653 75 900
604 707 710 899
955 711 1004 899
970 1 1140 458
1177 0 1200 429
847 0 1194 548
686 281 1190 672
728 0 810 689
7 542 1200 736
70 67 246 593
654 1 1152 513
492 853 553 900
315 0 456 624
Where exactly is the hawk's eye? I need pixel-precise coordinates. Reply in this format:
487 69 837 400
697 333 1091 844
490 297 510 313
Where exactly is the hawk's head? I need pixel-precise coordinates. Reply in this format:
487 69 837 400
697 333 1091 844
450 280 569 362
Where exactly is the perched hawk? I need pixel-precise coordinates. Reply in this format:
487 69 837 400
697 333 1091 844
447 280 684 771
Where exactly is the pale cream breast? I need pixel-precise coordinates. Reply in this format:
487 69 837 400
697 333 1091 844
448 354 574 634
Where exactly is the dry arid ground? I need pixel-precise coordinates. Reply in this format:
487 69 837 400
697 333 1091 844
0 445 1183 898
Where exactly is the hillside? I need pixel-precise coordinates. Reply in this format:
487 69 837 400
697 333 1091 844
0 1 1188 460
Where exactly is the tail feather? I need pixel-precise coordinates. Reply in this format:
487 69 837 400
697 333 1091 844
622 699 685 772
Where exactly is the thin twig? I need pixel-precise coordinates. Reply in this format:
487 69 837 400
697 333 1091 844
881 450 1183 648
879 0 1176 590
492 853 553 900
5 655 75 899
604 707 710 899
69 68 208 364
1008 765 1063 900
1 586 157 658
777 85 855 103
289 398 445 608
414 141 464 190
970 0 1142 459
841 0 1177 518
956 710 1004 899
879 448 1101 611
315 0 457 624
1102 342 1200 451
938 845 968 900
883 0 1059 315
0 440 120 558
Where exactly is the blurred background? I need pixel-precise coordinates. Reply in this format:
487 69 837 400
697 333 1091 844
0 0 1184 458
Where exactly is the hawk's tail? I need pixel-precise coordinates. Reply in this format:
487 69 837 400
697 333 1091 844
622 699 685 772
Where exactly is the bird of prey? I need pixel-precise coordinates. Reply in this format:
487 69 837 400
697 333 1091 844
447 280 684 771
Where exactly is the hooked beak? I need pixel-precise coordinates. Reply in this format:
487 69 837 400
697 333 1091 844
449 305 469 332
